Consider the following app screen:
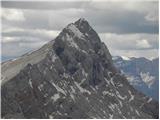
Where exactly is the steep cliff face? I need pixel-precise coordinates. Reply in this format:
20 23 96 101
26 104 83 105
1 18 158 119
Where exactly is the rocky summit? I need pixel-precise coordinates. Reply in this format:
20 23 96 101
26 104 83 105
1 18 159 119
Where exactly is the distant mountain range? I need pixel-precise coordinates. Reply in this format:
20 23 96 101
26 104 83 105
113 56 159 101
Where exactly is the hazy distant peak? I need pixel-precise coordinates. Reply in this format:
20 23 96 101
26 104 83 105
121 56 130 60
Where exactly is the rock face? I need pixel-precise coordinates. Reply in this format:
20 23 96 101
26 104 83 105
113 56 159 101
1 18 159 119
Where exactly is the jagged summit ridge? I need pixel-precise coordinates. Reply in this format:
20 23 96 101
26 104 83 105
63 18 99 42
75 18 91 31
53 18 114 76
1 18 103 84
1 18 158 119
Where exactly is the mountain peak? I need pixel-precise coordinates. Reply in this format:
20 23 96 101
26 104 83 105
65 23 85 39
61 18 100 44
74 18 91 32
65 18 89 29
1 19 158 119
75 18 88 24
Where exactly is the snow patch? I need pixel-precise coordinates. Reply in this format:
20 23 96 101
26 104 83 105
99 100 103 103
67 24 85 39
28 79 33 88
126 75 141 86
128 90 134 102
63 73 70 79
80 78 86 85
86 97 89 102
70 86 76 93
50 66 53 69
43 68 47 75
70 94 75 101
108 72 113 78
109 104 116 110
82 69 88 78
147 98 152 103
51 82 66 95
44 93 48 98
121 56 130 60
117 84 123 87
104 78 110 85
130 106 133 112
95 86 98 90
112 56 120 61
102 91 114 97
66 33 80 49
38 84 44 91
52 54 57 63
49 115 54 119
57 111 62 115
117 106 123 115
90 86 96 92
118 100 123 107
85 33 88 36
51 93 60 102
108 103 116 112
116 91 127 100
140 72 155 88
135 110 140 116
74 82 91 95
81 49 88 54
110 78 115 87
11 58 19 61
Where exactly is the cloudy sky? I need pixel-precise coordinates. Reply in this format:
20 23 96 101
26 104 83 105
1 0 159 61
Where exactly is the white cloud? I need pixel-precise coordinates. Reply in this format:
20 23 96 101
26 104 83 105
136 39 151 49
1 1 158 61
1 28 60 59
109 48 158 60
19 41 48 49
145 11 158 22
2 37 19 43
99 33 158 50
1 1 158 33
1 8 25 21
99 33 158 59
2 28 60 43
2 39 48 58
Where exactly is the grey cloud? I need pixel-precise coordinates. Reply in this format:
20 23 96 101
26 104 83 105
2 38 48 58
109 48 158 60
99 33 158 50
2 1 158 34
1 1 89 10
2 28 60 42
1 1 159 60
2 9 81 31
85 9 158 34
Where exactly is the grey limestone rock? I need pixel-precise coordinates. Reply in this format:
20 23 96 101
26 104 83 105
1 18 158 119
